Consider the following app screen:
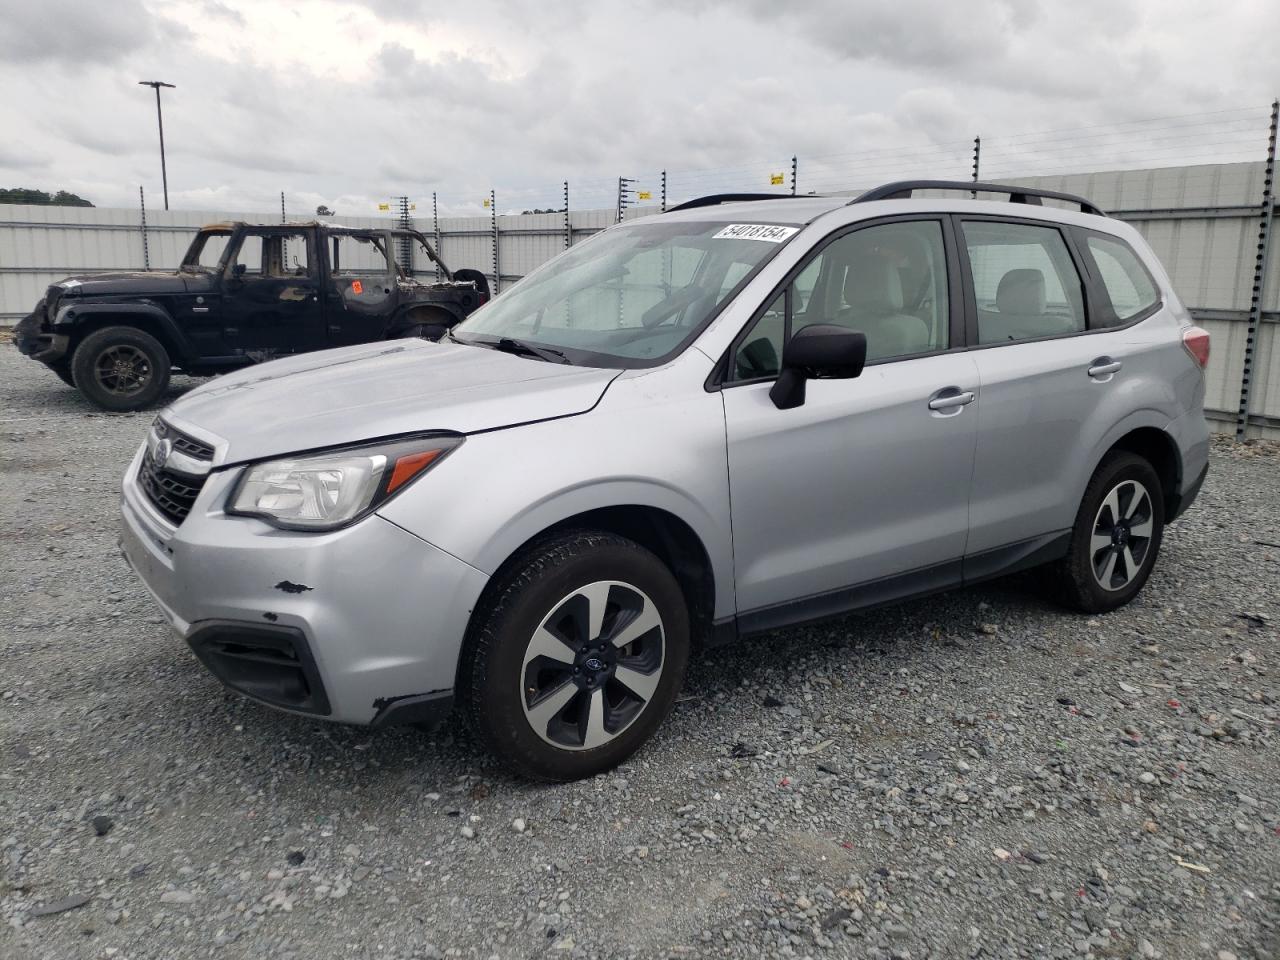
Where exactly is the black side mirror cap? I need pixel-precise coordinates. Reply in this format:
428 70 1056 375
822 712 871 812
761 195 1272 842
769 324 867 410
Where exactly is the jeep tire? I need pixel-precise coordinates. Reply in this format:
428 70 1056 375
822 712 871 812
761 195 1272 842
71 326 172 412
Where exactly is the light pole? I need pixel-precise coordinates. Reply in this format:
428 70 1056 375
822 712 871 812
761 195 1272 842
137 80 175 210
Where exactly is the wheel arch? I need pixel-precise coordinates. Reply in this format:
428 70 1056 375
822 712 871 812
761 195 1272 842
1097 424 1181 521
477 503 720 652
63 303 190 363
390 303 463 336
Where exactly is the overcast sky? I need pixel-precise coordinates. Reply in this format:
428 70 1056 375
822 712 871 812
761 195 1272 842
0 0 1275 217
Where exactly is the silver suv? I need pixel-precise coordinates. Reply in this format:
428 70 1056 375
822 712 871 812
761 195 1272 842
120 181 1210 781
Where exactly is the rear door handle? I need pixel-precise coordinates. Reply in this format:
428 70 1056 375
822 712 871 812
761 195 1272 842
1088 358 1123 379
928 390 976 411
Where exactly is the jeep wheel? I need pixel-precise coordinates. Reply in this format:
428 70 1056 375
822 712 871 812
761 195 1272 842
1043 452 1165 614
459 531 690 781
71 326 171 412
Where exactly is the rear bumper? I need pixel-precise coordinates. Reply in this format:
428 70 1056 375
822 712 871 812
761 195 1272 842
118 444 488 725
1164 407 1211 523
1168 460 1208 522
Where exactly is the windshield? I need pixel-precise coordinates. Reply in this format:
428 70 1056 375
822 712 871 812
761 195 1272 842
181 229 233 273
453 219 797 367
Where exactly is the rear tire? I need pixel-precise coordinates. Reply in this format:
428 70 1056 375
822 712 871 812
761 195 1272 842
458 531 690 781
70 326 171 412
1043 452 1165 613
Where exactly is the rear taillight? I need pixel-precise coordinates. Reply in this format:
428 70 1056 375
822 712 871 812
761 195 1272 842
1182 326 1210 368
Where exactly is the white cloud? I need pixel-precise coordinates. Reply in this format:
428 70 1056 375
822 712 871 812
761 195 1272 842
0 0 1272 216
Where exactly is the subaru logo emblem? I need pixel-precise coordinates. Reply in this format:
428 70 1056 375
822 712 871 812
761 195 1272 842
154 438 173 467
585 657 604 671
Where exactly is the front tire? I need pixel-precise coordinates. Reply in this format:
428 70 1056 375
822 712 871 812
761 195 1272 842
1044 452 1165 613
459 531 690 781
71 326 171 412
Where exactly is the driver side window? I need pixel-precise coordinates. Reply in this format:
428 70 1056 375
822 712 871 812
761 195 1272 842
731 219 950 382
232 234 264 275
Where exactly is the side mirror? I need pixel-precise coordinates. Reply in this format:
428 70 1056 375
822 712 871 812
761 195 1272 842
769 323 867 410
230 262 247 283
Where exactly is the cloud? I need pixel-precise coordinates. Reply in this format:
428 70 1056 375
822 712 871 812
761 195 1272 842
0 0 155 65
0 0 1272 218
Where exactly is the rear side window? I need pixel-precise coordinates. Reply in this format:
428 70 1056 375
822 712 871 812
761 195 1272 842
961 220 1086 344
1085 233 1160 324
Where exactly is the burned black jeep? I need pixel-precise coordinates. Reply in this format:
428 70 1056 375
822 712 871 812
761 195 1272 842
12 221 489 411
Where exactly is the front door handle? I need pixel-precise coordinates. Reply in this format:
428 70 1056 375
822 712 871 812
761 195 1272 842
1088 357 1123 379
928 390 976 411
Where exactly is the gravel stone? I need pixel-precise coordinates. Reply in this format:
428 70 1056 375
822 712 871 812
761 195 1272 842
1 349 1278 958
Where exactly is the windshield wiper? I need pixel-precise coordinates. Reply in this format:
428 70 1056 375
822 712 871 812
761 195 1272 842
449 332 572 364
489 336 572 364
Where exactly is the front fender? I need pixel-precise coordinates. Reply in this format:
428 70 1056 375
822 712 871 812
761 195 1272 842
376 365 736 619
57 301 194 361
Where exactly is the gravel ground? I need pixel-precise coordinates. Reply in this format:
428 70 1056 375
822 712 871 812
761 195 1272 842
1 344 1278 960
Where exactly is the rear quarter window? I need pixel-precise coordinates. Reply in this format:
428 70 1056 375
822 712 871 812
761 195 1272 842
1085 233 1160 325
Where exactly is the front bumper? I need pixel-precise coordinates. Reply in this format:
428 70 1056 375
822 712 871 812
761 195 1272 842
118 444 489 725
12 311 70 363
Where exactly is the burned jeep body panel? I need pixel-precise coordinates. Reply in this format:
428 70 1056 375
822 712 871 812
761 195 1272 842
13 220 488 379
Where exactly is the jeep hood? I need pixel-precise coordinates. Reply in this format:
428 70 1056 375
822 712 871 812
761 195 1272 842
165 339 620 464
54 271 193 297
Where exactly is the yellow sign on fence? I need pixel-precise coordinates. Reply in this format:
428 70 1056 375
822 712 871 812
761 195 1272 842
482 198 491 208
770 173 785 186
377 202 390 211
637 190 652 200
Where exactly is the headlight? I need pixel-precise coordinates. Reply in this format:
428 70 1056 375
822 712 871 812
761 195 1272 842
228 435 461 530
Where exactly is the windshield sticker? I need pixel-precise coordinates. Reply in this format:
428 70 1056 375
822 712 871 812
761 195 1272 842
713 224 799 243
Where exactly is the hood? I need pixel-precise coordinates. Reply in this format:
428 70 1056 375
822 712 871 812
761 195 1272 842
54 271 193 297
165 338 620 465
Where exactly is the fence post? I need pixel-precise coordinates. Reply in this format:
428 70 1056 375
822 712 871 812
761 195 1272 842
790 155 798 196
433 192 441 281
1235 99 1279 440
490 189 500 294
615 177 635 223
971 136 981 197
280 191 286 223
397 196 413 275
660 170 667 213
563 181 571 249
139 186 150 270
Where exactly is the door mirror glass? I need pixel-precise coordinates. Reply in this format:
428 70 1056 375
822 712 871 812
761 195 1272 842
231 262 247 280
770 323 867 410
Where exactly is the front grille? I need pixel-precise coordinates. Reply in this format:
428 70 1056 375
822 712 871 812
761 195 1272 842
138 448 207 525
172 433 214 461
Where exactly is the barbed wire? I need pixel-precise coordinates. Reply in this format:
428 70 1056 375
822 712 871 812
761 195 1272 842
277 103 1275 220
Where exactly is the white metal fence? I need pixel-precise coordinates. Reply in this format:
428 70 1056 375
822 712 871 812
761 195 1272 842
2 161 1276 437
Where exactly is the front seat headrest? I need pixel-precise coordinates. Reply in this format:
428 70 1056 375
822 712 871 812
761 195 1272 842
996 268 1046 315
844 256 904 313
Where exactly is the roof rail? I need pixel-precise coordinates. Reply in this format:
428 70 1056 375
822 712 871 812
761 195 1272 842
665 192 801 213
852 180 1107 217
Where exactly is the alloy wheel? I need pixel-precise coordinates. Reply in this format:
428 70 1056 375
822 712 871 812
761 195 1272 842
1090 479 1154 591
520 580 665 750
94 345 153 397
